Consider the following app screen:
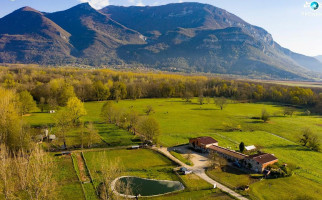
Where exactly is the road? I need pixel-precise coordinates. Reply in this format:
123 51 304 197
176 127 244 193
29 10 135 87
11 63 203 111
154 146 248 200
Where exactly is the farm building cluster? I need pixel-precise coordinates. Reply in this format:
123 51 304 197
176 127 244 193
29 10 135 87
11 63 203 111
189 137 278 173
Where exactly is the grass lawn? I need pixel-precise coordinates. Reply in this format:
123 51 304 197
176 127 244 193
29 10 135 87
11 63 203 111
206 166 258 189
83 149 179 189
23 98 322 199
170 151 193 166
24 101 138 149
111 98 322 145
179 173 213 191
249 175 322 200
83 149 231 200
95 123 140 147
53 155 85 200
108 98 322 199
146 189 234 200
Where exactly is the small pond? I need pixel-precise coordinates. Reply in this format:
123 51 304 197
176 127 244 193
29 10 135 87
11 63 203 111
114 176 184 197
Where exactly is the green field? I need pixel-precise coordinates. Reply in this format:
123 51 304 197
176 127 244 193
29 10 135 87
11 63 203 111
24 98 322 199
83 149 231 199
108 98 322 200
84 149 178 187
53 155 85 200
206 166 258 189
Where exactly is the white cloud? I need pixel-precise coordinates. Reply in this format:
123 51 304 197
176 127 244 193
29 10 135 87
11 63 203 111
178 0 183 3
136 0 145 6
128 0 135 3
80 0 110 9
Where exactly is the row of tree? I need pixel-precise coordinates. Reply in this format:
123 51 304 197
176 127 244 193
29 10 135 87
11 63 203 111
100 102 160 144
1 67 321 112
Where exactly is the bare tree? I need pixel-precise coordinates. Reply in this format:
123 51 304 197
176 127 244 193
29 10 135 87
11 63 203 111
138 117 160 144
182 91 193 103
144 105 154 115
214 97 228 110
198 95 204 105
97 158 132 200
299 128 313 147
0 145 56 200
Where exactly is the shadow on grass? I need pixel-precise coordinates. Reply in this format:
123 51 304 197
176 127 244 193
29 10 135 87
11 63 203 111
221 166 246 175
246 120 264 124
191 108 219 111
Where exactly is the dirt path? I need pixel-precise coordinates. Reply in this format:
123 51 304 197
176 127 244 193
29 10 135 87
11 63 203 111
154 147 248 200
75 153 91 182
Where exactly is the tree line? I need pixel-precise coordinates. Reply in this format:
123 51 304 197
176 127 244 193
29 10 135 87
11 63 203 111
0 66 321 112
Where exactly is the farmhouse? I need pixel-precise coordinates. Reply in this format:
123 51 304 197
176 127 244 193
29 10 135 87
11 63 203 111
207 145 247 162
189 137 218 152
188 136 278 173
244 153 278 173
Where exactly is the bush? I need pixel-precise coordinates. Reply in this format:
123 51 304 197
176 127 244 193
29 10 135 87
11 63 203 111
261 109 270 122
222 122 242 132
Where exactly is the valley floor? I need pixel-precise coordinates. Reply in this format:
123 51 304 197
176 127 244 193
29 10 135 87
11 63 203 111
24 98 322 200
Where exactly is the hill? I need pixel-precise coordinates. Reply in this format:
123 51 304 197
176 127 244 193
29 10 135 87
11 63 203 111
0 2 322 79
315 55 322 63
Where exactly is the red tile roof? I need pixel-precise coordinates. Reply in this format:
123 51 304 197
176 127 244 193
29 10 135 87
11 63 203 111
192 137 218 145
207 145 246 160
247 153 278 164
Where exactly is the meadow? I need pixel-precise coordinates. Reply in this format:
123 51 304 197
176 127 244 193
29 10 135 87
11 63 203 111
109 98 322 200
24 98 322 200
52 154 85 200
83 149 230 199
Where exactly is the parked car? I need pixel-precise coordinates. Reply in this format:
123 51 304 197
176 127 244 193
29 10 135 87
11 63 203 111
179 167 192 175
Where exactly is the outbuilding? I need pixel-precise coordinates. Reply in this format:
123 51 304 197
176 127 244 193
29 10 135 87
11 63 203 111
189 137 218 152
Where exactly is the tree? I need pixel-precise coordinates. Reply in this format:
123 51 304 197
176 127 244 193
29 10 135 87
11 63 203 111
283 107 295 116
65 97 87 125
112 82 127 102
101 101 117 123
18 91 37 115
127 110 140 134
25 147 56 200
97 158 132 200
54 109 73 149
0 88 31 152
39 97 46 113
47 98 58 111
299 128 312 147
239 142 245 153
198 94 204 105
93 81 110 101
144 105 154 115
0 145 56 200
58 84 76 106
261 109 270 122
214 97 228 110
206 96 211 104
299 128 320 151
308 134 320 152
82 122 100 148
138 117 160 144
183 91 193 103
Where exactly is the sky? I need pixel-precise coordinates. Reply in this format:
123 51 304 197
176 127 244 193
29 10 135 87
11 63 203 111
1 0 322 57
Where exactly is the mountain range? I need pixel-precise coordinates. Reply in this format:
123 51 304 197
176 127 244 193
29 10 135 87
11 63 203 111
0 2 322 80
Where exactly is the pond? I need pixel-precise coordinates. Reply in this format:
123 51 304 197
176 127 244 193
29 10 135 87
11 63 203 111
113 176 185 197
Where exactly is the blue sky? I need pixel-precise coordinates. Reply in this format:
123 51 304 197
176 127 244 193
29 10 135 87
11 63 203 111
1 0 322 57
